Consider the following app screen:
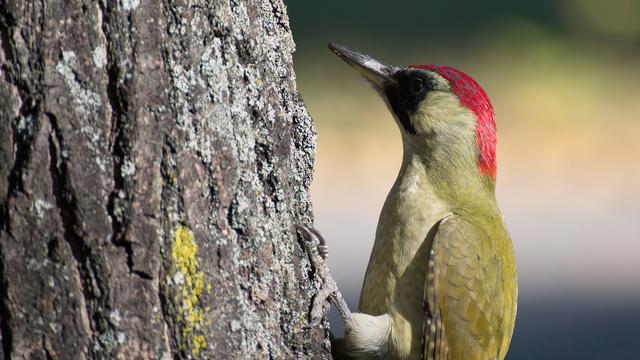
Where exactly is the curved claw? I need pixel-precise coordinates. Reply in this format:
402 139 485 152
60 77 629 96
308 227 329 259
295 224 327 265
295 224 316 243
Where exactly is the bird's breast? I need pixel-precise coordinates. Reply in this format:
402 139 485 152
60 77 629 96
359 163 451 358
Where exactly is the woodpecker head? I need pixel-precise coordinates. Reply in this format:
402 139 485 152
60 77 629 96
329 43 497 181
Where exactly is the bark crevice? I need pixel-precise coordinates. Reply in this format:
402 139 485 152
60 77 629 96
100 0 153 281
46 112 104 354
158 135 180 356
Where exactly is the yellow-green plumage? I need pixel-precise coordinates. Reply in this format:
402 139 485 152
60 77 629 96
425 215 516 360
359 152 516 360
327 43 517 360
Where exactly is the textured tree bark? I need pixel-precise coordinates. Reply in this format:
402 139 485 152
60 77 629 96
0 0 329 358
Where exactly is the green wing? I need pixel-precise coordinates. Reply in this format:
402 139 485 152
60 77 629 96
423 215 514 360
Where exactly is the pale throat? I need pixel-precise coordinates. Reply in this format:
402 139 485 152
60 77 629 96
383 155 450 274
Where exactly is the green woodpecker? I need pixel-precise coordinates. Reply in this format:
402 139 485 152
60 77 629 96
323 43 518 360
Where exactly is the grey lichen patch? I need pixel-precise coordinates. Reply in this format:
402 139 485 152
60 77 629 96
16 115 36 137
49 322 62 334
92 45 107 69
94 330 122 354
119 0 140 11
33 199 53 219
74 120 110 192
116 332 127 345
121 159 136 177
109 309 122 325
200 40 229 104
56 50 102 115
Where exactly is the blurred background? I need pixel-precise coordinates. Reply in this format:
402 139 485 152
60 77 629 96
286 1 640 359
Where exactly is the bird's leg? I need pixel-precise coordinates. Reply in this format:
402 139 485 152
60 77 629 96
297 225 393 359
295 224 352 326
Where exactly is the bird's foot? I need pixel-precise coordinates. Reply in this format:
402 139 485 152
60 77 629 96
295 224 352 326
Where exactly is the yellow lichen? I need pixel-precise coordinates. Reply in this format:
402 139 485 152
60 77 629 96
192 334 206 354
171 225 207 356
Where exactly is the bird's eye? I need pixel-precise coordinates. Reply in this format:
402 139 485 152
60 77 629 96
410 77 425 96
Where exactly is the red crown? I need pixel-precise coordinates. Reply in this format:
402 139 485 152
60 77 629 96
412 65 497 179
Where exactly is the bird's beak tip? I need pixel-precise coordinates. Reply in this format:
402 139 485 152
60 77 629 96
327 42 349 56
327 42 396 88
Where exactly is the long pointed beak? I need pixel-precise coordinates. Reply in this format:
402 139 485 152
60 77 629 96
328 42 398 90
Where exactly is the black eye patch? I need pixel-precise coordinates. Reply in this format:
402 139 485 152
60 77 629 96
384 70 435 135
396 70 435 112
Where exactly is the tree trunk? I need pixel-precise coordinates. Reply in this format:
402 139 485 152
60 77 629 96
0 0 329 358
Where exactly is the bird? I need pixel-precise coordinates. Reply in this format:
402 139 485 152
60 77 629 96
303 43 518 360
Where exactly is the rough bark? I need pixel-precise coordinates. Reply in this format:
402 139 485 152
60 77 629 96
0 0 329 358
